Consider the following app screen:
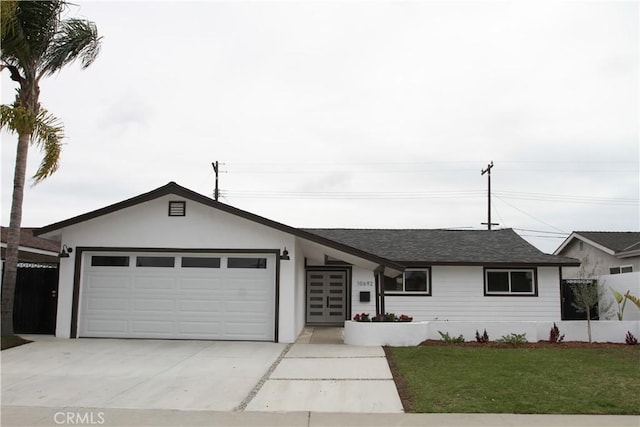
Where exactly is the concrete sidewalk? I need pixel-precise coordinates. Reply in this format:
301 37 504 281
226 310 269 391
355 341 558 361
2 406 638 427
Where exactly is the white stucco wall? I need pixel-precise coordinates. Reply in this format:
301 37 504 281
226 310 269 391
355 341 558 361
560 239 640 278
53 194 301 342
598 272 640 321
351 267 376 316
384 266 562 321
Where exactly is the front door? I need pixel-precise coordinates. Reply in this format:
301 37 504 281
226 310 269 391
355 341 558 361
306 271 346 324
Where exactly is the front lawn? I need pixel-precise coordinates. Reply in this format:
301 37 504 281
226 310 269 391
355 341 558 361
385 345 640 414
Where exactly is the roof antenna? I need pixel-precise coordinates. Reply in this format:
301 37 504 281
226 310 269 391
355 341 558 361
481 161 499 230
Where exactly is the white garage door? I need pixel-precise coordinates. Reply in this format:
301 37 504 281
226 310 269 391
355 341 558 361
79 252 276 341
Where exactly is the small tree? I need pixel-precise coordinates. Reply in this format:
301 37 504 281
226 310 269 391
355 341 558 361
569 281 597 343
568 256 612 343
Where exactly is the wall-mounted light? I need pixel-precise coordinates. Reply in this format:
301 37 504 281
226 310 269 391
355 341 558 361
280 247 290 261
59 244 73 258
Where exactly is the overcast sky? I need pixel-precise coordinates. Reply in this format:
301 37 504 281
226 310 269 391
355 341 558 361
1 0 638 254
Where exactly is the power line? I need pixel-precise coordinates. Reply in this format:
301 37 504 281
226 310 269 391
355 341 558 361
494 195 567 234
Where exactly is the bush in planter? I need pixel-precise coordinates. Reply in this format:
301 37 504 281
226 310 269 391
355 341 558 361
353 313 370 322
398 314 413 322
357 312 413 322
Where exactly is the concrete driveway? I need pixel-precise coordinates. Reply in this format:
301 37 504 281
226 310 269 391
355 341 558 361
1 336 286 411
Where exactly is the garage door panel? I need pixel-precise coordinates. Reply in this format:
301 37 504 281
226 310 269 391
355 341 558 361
179 299 223 312
87 297 130 311
80 252 276 341
87 274 130 290
132 320 175 334
178 321 223 335
86 319 128 333
133 298 175 311
134 276 176 290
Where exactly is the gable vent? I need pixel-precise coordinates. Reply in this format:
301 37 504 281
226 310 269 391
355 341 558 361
168 201 186 216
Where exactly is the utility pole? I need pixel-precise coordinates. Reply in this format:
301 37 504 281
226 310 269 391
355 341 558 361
212 161 220 201
481 161 498 230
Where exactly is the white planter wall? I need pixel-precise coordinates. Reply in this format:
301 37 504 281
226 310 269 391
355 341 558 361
344 320 640 346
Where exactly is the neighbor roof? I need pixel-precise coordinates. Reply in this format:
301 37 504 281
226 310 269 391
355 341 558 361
304 228 579 266
1 227 60 253
555 231 640 258
574 232 640 253
1 227 60 263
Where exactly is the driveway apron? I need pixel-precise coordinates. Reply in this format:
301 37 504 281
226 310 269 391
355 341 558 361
244 329 403 413
1 337 286 411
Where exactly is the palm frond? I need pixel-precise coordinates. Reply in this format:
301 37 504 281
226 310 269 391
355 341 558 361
0 0 18 40
0 104 36 134
1 1 64 72
40 18 101 77
31 108 64 183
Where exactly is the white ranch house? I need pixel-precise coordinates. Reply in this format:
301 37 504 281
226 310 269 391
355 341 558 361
35 182 636 344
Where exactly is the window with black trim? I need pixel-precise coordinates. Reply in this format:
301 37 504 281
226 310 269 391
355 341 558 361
485 269 536 295
609 265 633 274
181 257 221 268
168 201 186 216
136 256 175 267
384 269 430 295
228 257 267 269
91 256 130 267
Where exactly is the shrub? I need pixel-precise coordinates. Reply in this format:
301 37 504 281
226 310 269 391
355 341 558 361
548 322 565 344
398 314 413 322
475 329 489 343
497 333 527 345
438 331 465 344
353 313 370 322
625 331 638 345
354 312 413 322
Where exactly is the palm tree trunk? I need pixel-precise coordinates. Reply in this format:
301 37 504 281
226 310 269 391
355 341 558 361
1 131 30 336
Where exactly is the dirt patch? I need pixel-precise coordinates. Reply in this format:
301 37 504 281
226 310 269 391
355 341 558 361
383 346 414 412
418 339 637 349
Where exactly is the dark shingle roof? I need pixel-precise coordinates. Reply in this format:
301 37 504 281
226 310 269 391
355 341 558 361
575 232 640 254
1 227 60 252
303 228 579 266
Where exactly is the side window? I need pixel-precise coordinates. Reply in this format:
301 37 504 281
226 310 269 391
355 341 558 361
384 269 430 295
485 268 536 296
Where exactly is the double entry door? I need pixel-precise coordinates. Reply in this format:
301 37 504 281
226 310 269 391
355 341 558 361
306 270 347 324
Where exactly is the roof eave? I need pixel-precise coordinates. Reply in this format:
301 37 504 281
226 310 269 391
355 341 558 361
34 182 404 272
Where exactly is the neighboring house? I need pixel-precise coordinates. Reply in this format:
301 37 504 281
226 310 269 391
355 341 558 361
35 182 579 343
1 227 60 334
554 231 640 278
1 226 60 264
554 231 640 321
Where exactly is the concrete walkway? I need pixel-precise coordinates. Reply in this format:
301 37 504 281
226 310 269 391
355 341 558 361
243 327 403 412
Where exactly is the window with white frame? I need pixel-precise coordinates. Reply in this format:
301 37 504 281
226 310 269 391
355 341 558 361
609 265 633 274
384 269 430 295
485 268 536 296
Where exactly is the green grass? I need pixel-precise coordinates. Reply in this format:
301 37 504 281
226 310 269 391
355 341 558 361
386 345 640 414
1 335 31 350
